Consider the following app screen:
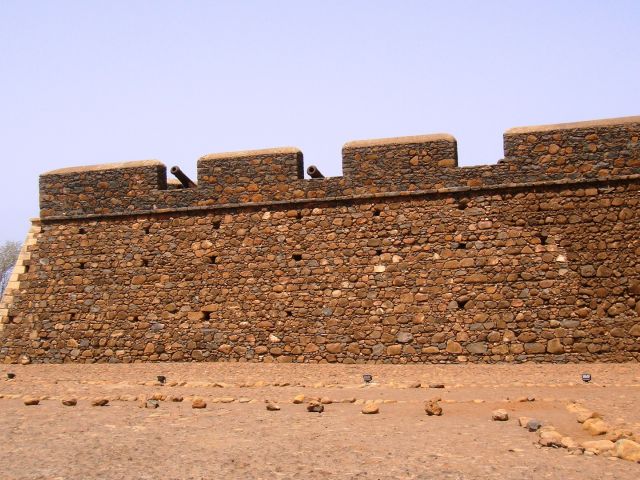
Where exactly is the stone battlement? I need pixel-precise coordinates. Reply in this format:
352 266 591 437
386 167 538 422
39 115 640 218
2 115 640 365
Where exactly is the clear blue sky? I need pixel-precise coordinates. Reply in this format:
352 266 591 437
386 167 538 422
1 1 639 242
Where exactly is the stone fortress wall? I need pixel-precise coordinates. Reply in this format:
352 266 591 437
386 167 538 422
1 115 640 364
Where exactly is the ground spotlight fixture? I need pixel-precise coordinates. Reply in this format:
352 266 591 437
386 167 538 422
7 373 15 380
363 374 373 384
157 375 166 384
581 373 592 383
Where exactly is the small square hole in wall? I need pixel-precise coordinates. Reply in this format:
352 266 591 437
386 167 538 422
207 255 217 265
23 265 30 273
292 254 302 262
537 233 549 245
212 220 221 230
457 299 469 309
79 227 87 235
144 226 150 235
455 242 467 250
142 259 149 267
79 262 86 270
70 313 77 320
296 211 303 220
458 200 469 210
286 310 293 317
7 315 14 324
375 249 382 256
373 209 381 217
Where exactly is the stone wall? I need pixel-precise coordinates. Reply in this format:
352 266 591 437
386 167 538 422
1 115 639 364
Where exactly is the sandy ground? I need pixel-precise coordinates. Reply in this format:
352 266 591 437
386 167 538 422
0 363 639 480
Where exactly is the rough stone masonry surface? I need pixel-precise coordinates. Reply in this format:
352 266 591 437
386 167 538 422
1 115 640 364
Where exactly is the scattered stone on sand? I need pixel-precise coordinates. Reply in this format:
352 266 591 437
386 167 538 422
576 410 601 424
517 396 535 402
340 397 356 403
473 399 484 404
91 398 109 407
320 397 333 405
424 397 443 416
150 393 166 401
192 398 207 409
61 398 77 407
409 381 421 388
538 429 564 447
606 428 636 442
119 394 138 402
144 399 160 409
518 416 532 427
492 409 509 421
266 402 281 411
583 418 609 436
169 395 184 402
306 401 324 413
526 419 542 432
361 403 380 414
293 394 305 404
567 402 602 423
238 397 251 403
218 397 235 404
582 440 615 455
561 436 579 449
23 396 40 406
428 383 445 389
614 439 640 462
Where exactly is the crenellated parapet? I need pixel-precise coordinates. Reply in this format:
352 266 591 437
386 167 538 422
40 160 167 217
197 147 304 190
342 134 458 189
38 115 640 218
503 116 640 179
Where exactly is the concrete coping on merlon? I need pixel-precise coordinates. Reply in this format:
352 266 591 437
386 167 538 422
343 133 455 149
505 115 640 135
41 159 164 176
198 147 302 162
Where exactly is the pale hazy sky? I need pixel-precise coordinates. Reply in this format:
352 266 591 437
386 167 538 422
1 1 639 242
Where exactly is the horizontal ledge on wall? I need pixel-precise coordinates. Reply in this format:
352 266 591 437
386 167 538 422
38 173 640 223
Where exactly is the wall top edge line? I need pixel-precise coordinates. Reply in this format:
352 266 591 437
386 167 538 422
198 147 301 162
505 115 640 135
37 173 640 223
42 159 164 176
343 133 455 149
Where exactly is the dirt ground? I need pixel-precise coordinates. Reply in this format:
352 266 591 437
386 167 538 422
0 363 639 480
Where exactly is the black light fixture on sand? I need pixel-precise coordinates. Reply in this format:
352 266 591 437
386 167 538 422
157 375 166 384
582 373 592 383
363 374 373 384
